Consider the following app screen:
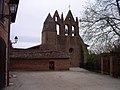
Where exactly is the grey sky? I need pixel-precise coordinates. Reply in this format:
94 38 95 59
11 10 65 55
10 0 93 48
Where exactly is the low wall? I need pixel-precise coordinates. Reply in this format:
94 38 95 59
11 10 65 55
9 58 70 71
101 53 119 78
55 60 70 70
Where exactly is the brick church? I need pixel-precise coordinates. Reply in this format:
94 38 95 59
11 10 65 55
10 10 88 71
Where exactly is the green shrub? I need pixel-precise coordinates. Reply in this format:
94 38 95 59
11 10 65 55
84 52 101 72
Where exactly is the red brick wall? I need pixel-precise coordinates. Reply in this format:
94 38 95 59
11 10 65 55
10 58 70 71
110 55 118 78
101 55 110 74
57 35 86 67
101 53 118 78
0 1 10 86
10 59 49 71
55 60 70 70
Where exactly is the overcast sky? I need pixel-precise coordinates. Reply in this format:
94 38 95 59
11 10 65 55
10 0 94 48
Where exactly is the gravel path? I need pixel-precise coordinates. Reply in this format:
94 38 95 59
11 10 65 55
4 68 120 90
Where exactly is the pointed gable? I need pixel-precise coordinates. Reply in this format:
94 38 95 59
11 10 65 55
44 13 54 23
53 10 60 21
42 13 56 32
65 10 75 22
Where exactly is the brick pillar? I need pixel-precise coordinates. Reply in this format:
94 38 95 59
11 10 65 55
101 54 109 75
110 54 118 78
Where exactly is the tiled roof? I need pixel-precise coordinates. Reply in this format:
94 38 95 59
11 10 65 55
10 49 70 60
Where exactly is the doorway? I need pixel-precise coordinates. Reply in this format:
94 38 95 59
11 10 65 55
49 61 55 70
0 37 6 89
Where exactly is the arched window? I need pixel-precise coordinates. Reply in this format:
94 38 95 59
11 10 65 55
72 26 75 32
72 26 75 36
65 25 68 36
55 16 58 21
56 24 60 35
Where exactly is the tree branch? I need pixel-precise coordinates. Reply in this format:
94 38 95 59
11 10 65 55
106 18 120 37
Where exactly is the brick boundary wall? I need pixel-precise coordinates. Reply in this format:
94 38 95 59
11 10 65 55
101 53 119 78
9 58 70 71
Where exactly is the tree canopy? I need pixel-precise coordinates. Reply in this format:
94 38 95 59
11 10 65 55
81 0 120 53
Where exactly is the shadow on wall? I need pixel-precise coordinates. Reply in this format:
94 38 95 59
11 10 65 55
0 37 6 89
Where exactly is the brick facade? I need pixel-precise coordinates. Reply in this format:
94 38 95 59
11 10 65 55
0 0 11 88
0 0 19 88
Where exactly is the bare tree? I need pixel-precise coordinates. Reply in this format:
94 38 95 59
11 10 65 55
80 0 120 53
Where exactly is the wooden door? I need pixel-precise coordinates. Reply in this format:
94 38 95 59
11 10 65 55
49 61 54 70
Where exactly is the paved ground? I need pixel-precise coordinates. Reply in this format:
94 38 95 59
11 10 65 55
4 68 120 90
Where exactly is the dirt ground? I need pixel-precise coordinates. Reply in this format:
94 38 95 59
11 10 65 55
4 68 120 90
